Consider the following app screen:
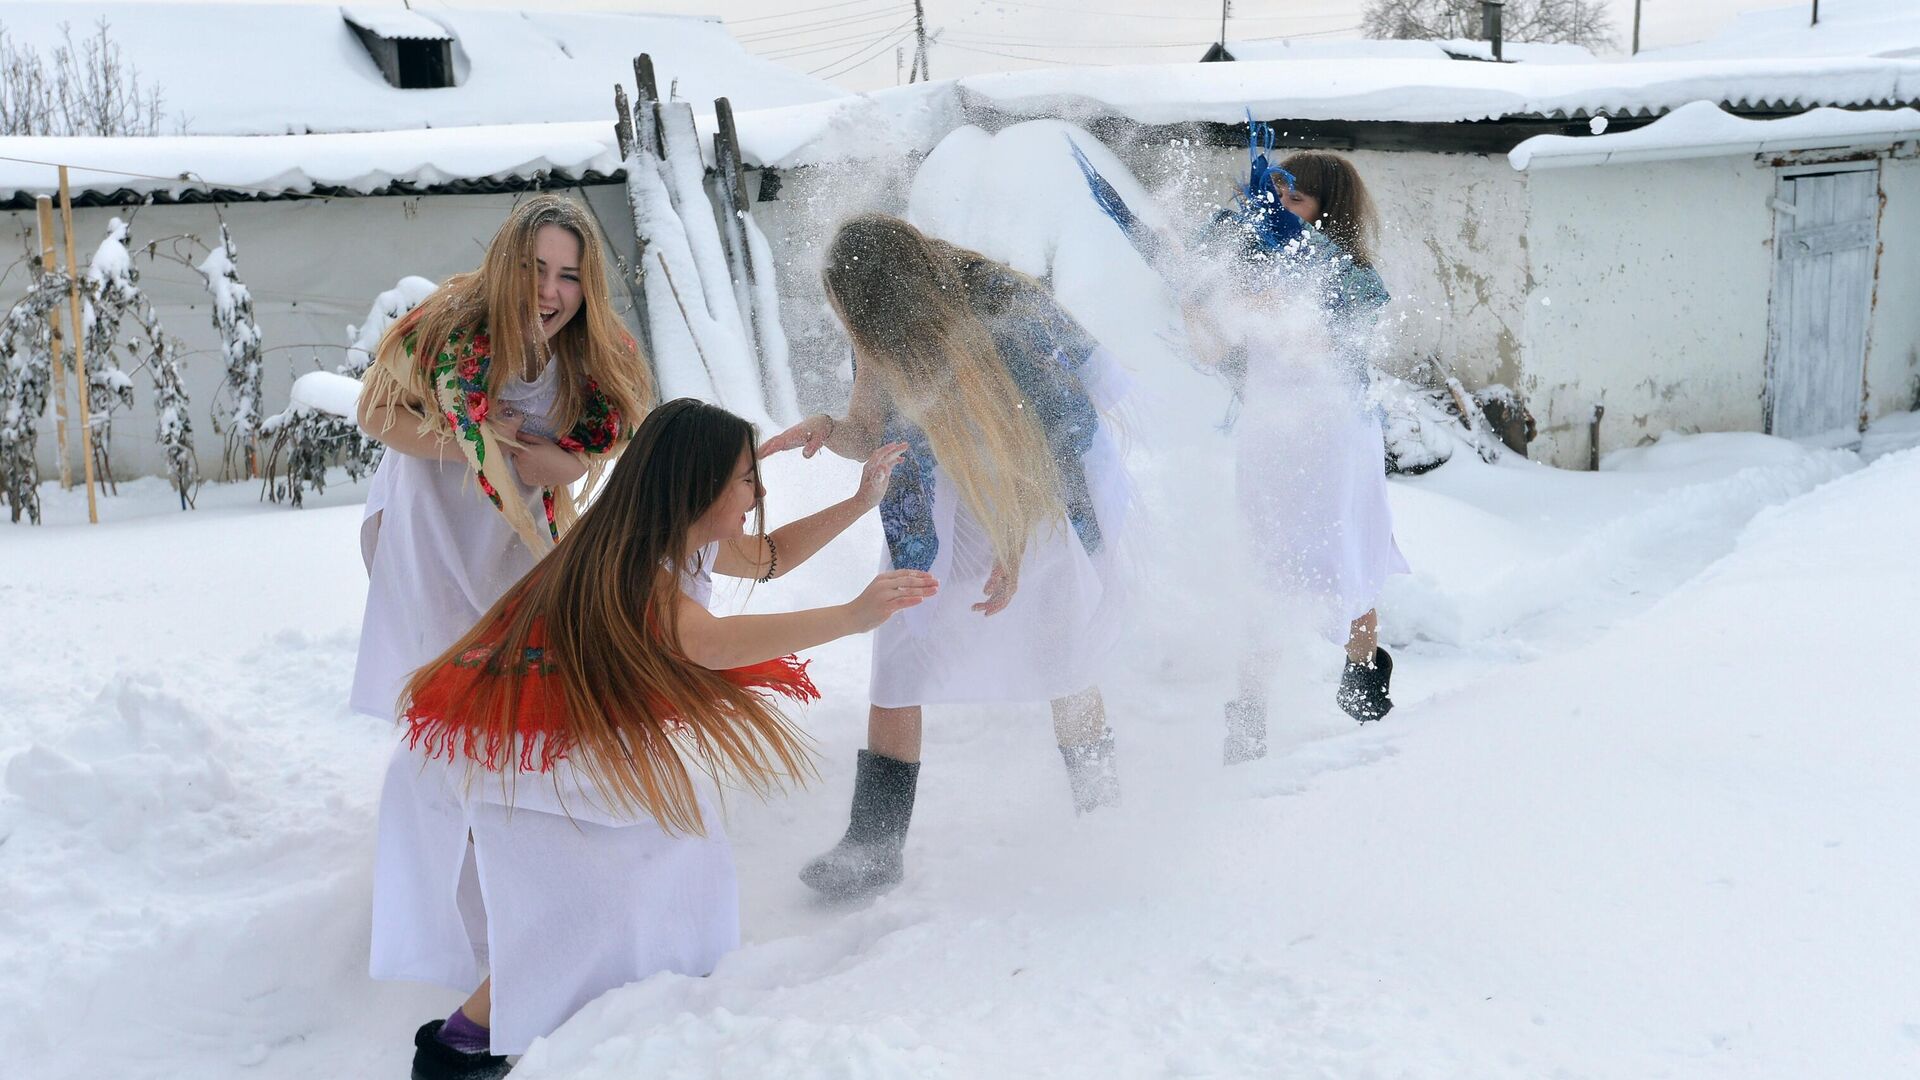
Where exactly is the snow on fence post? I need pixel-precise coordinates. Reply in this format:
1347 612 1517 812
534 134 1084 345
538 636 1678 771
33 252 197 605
34 196 73 490
712 96 798 423
198 221 264 481
618 74 769 422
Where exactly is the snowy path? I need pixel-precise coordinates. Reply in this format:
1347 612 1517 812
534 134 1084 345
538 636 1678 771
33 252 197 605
3 431 1915 1079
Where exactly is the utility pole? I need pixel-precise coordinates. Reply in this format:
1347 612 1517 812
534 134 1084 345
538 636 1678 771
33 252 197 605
911 0 930 82
1219 0 1230 51
1811 0 1820 27
1632 0 1642 55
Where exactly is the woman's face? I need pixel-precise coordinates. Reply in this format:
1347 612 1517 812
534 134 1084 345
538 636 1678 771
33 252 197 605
533 225 584 340
1279 184 1322 226
693 445 763 545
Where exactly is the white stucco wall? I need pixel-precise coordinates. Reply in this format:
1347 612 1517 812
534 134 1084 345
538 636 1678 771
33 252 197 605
6 185 641 482
1866 153 1920 421
1521 156 1777 466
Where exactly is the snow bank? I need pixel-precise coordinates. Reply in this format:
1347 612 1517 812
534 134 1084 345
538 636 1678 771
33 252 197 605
1510 99 1920 169
1221 37 1596 65
512 442 1920 1078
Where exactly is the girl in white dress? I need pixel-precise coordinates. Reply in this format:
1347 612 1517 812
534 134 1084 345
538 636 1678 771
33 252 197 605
379 398 933 1078
1195 151 1409 762
761 214 1133 900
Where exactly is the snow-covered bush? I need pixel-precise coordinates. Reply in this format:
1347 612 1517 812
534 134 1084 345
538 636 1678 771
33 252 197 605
197 223 264 480
262 277 435 506
0 263 68 523
87 218 197 506
0 19 167 137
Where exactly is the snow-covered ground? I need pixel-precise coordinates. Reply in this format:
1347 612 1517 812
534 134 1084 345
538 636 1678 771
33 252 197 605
4 403 1918 1078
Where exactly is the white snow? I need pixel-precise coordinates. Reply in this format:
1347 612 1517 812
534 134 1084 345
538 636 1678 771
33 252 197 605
286 371 362 421
0 1 843 137
1639 0 1920 62
1510 99 1920 169
6 417 1915 1078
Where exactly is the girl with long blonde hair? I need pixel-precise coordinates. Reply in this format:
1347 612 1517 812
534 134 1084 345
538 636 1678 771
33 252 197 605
373 399 933 1076
761 213 1134 900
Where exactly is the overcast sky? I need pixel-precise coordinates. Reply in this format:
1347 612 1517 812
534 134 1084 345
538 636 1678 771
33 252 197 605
144 0 1821 91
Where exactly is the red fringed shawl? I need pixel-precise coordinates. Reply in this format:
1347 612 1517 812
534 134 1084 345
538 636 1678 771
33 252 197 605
402 617 819 774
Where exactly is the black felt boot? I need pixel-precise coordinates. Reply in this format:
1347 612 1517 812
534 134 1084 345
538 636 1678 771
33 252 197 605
1336 647 1394 723
411 1020 512 1080
1058 729 1120 813
800 750 920 899
1222 696 1268 765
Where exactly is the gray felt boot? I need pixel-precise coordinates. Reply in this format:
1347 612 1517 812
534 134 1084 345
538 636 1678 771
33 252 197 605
799 750 920 899
1059 729 1120 814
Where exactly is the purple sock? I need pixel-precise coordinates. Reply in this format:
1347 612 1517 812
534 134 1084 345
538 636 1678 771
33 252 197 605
437 1008 492 1055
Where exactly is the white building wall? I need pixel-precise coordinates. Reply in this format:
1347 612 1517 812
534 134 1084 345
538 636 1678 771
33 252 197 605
6 186 642 482
1521 156 1777 466
1866 154 1920 421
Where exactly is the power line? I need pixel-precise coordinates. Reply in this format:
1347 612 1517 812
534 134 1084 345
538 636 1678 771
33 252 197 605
726 0 900 25
806 25 917 76
772 17 917 62
735 6 908 44
815 30 917 78
938 40 1103 66
944 32 1218 49
963 0 1352 23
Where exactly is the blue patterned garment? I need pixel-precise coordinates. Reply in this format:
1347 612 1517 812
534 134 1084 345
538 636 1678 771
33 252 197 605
875 272 1104 572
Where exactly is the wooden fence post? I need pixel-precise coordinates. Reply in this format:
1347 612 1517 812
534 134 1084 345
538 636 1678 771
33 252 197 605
56 167 98 523
710 96 772 396
35 195 72 491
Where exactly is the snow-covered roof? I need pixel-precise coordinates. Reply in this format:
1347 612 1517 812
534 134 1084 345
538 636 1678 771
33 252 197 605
1638 0 1920 63
0 124 622 205
1510 100 1920 169
0 1 843 136
1218 37 1596 65
733 55 1920 168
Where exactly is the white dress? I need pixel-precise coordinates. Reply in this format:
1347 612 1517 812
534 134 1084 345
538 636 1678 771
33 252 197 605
1235 310 1409 640
869 345 1133 708
356 369 735 1056
367 544 736 1056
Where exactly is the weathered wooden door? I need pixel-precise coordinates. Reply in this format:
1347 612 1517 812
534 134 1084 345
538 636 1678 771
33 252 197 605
1767 164 1880 439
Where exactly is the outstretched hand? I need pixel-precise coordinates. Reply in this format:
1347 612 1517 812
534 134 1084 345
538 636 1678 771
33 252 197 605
972 562 1019 617
759 414 834 460
846 570 938 632
855 442 910 510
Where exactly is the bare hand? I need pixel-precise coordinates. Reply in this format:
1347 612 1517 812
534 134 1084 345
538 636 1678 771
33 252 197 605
971 562 1019 617
846 570 938 632
759 413 835 460
507 432 587 488
856 442 910 510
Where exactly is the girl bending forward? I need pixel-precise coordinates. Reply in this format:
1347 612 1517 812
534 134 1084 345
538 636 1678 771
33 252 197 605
373 399 933 1078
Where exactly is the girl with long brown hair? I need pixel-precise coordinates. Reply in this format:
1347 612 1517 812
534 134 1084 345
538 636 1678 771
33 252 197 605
1204 148 1409 757
761 214 1134 900
372 399 933 1077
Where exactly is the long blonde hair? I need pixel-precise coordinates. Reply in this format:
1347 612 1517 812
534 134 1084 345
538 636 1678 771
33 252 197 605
403 399 810 835
824 214 1064 577
363 193 652 548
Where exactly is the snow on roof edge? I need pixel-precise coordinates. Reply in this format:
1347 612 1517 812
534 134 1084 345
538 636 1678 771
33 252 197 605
1510 101 1920 169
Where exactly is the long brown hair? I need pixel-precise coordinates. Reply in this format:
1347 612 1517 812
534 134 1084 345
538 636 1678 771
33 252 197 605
823 214 1063 576
402 399 809 835
1280 151 1379 269
363 193 653 547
